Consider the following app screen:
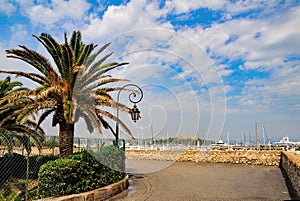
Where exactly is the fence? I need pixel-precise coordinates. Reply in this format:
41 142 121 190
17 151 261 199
0 136 204 157
0 136 118 200
0 136 118 157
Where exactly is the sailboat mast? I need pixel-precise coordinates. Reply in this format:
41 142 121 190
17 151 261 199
262 125 265 146
256 123 260 150
151 123 154 144
249 131 251 147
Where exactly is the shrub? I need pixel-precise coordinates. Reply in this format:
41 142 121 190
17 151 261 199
41 139 59 147
28 155 59 179
37 149 125 198
92 145 125 172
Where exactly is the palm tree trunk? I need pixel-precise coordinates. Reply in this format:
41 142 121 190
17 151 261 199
59 120 74 158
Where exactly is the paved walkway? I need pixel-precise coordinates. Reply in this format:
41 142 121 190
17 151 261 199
111 160 292 201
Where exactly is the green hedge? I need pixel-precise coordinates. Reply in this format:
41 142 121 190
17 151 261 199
37 146 125 198
92 144 125 172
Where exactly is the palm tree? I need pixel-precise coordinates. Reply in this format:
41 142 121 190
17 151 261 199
0 76 45 154
0 76 23 98
0 31 132 157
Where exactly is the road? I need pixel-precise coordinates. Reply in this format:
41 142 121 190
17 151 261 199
111 160 292 201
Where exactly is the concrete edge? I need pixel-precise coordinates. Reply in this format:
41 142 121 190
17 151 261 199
38 174 129 201
280 152 300 199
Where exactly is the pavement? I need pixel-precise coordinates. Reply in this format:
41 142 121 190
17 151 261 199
110 160 292 201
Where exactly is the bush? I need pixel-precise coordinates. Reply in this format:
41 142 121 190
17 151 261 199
93 145 125 172
37 148 125 198
42 139 59 147
28 155 59 179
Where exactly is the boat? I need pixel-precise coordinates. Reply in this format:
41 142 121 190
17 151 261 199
274 137 296 146
216 140 225 145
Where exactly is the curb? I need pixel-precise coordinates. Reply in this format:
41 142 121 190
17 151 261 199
38 175 129 201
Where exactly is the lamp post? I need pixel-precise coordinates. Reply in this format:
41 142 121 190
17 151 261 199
115 84 143 147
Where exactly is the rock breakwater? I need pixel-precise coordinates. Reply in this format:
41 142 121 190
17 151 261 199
125 150 281 166
125 150 182 161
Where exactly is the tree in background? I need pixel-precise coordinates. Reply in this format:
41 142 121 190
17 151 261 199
0 76 45 154
0 31 133 157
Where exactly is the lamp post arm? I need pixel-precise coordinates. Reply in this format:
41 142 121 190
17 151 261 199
115 84 143 147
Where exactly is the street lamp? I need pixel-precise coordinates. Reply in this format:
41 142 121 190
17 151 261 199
115 84 143 147
130 104 140 122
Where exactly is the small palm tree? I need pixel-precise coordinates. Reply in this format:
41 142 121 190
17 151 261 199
0 31 133 157
0 76 23 98
0 76 45 154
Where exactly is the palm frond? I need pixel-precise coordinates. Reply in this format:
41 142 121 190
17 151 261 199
60 44 75 82
84 42 111 68
37 108 56 128
6 45 55 78
33 33 68 79
0 76 22 97
0 70 46 84
75 108 100 133
96 109 134 139
0 130 13 154
16 106 36 124
29 132 43 153
76 44 96 66
86 51 114 74
98 116 117 138
80 62 129 89
70 31 84 59
13 134 31 154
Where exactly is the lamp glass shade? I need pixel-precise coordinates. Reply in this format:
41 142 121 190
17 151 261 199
130 105 140 122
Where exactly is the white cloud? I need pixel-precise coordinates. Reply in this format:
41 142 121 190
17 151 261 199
259 7 300 53
164 0 225 14
25 0 90 28
0 0 16 15
176 5 300 67
82 0 171 42
164 0 284 17
224 0 271 15
177 5 300 110
8 24 30 47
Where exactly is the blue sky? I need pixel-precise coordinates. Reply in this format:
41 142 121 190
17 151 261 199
0 0 300 143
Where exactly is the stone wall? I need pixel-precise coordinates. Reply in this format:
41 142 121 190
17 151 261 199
125 150 182 161
177 150 281 166
126 150 282 166
280 151 300 198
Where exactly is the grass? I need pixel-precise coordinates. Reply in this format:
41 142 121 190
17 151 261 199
0 179 38 201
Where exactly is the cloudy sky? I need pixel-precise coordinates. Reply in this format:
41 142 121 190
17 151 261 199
0 0 300 143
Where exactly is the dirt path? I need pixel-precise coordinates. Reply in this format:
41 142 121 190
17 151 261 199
112 161 291 201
